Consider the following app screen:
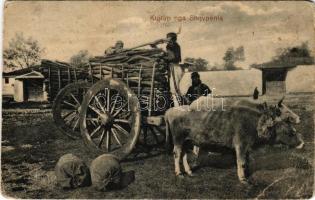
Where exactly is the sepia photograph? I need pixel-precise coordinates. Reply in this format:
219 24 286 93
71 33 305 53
1 1 315 198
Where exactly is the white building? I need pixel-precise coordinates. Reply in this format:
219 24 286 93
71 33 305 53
180 68 262 97
2 67 48 102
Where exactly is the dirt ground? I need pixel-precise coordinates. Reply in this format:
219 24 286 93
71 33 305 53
1 94 314 199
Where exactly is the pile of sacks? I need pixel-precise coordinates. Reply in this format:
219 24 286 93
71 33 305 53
55 153 134 191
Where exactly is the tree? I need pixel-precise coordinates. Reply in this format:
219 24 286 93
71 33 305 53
3 33 44 71
223 46 245 70
223 47 236 70
70 50 91 68
250 42 314 68
209 66 219 71
272 42 314 65
208 62 223 71
184 57 209 71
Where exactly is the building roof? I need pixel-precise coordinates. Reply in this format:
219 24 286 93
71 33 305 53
3 66 41 77
15 71 44 79
252 63 296 70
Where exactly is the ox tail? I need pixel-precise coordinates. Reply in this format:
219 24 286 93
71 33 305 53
164 116 173 154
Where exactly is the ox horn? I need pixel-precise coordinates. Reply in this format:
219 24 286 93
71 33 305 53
296 134 304 149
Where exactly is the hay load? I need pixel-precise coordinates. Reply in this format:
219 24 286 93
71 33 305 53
88 48 171 115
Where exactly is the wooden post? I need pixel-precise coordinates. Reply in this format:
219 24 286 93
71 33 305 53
48 66 51 95
126 73 129 87
89 64 94 84
67 67 71 84
99 64 102 79
137 65 142 97
73 68 77 83
58 68 61 90
121 65 124 82
148 63 156 116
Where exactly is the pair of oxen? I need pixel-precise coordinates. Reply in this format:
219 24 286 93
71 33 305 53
164 96 304 184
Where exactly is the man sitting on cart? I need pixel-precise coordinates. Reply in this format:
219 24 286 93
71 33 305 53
105 40 124 55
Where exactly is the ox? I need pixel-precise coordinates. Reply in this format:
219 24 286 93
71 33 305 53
164 100 304 184
188 96 302 157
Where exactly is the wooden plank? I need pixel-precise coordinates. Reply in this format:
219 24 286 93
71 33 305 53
58 68 61 90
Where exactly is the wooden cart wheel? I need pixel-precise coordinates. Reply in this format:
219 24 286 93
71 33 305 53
80 79 141 160
52 81 92 139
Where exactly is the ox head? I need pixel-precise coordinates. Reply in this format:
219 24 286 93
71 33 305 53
255 96 300 124
272 121 304 149
256 100 304 149
276 96 300 124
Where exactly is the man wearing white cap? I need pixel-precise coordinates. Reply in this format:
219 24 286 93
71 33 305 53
105 40 124 55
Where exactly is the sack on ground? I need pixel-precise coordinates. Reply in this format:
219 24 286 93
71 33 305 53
55 153 91 189
90 154 122 191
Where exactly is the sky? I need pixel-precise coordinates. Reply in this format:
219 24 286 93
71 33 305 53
3 1 315 69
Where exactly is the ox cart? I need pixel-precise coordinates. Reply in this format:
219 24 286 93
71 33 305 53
41 45 176 160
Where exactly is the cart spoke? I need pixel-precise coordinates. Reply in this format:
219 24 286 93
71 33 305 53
106 88 110 111
72 117 80 131
70 93 80 105
98 130 106 148
63 100 77 108
87 118 98 126
62 110 76 119
112 128 122 146
112 102 128 117
94 95 106 113
86 118 98 122
114 119 129 124
106 130 110 151
110 96 118 114
90 125 101 138
65 113 77 125
90 120 96 127
113 124 129 136
89 105 103 116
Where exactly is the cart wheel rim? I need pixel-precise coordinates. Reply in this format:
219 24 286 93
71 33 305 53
52 81 91 139
80 79 141 160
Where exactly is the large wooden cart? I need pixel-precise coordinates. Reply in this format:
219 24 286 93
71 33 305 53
42 47 174 160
